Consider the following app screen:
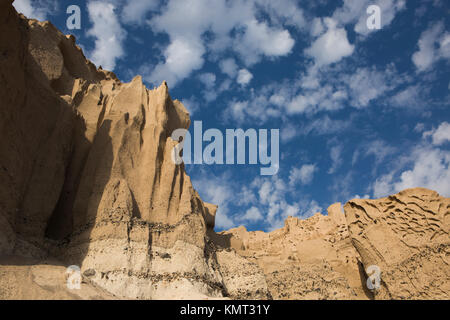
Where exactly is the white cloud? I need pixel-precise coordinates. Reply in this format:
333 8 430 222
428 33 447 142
310 17 325 37
343 67 395 108
226 101 248 123
354 0 406 36
412 22 450 72
423 122 450 145
389 85 423 108
364 140 396 166
305 18 354 66
13 0 57 21
280 124 297 143
219 58 238 78
328 145 343 174
237 69 253 86
373 147 450 198
238 206 263 222
223 92 281 124
148 37 205 86
289 164 317 185
87 1 127 71
372 124 450 198
121 0 158 25
181 96 200 116
192 171 235 229
234 19 295 65
146 0 296 87
254 0 306 30
300 199 322 219
332 0 406 36
198 72 218 102
198 72 216 88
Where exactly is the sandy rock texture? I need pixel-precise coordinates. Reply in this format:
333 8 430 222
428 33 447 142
0 0 224 299
0 1 448 300
345 188 450 299
213 204 370 299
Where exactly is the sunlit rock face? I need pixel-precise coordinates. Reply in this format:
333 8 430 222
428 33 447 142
0 1 224 299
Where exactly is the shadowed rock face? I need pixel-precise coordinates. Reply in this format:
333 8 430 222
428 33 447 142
0 1 448 300
0 1 223 299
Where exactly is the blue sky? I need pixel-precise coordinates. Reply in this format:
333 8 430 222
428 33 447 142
14 0 450 231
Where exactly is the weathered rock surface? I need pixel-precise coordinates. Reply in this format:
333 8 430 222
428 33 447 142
0 1 224 299
214 204 369 299
345 188 450 299
0 1 448 300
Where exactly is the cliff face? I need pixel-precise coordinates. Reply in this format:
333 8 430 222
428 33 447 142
0 1 222 299
218 189 449 300
345 188 450 299
0 1 448 300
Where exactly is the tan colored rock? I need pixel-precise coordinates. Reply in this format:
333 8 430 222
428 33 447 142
215 206 368 299
345 188 450 299
0 255 116 299
0 2 223 299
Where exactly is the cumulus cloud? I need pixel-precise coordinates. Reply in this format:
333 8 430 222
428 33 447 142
87 1 127 71
198 72 219 102
343 67 393 108
305 18 354 66
121 0 158 25
373 147 450 198
146 0 296 87
149 37 205 86
198 72 216 87
423 122 450 145
372 124 450 198
289 164 317 185
234 19 295 65
219 58 238 78
238 206 263 222
237 69 253 86
332 0 406 36
412 22 450 72
223 93 281 124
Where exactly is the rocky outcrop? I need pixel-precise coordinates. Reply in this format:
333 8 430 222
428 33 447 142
0 1 448 300
214 204 369 299
345 188 450 299
216 189 449 300
0 1 224 299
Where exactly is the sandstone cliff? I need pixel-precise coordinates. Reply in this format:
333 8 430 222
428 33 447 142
0 0 223 299
216 188 449 300
0 1 448 300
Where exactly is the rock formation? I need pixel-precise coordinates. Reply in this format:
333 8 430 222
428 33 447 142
0 0 223 299
0 1 448 300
